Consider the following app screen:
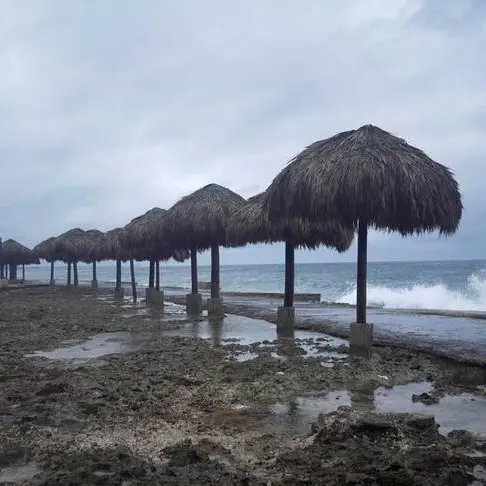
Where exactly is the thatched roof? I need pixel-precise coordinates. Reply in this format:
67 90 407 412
227 193 354 251
32 237 59 262
164 183 246 250
53 228 87 263
83 229 106 263
0 239 39 265
264 125 463 236
121 207 190 262
100 227 127 261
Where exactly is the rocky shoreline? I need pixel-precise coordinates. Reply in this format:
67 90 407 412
1 287 485 484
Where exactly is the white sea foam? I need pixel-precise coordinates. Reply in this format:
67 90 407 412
335 273 486 312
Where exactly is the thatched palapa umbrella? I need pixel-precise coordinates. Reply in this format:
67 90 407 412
121 207 166 299
32 236 59 284
82 229 106 289
164 183 245 315
101 227 127 298
0 239 39 282
264 124 462 351
120 207 189 304
53 228 86 286
227 192 354 328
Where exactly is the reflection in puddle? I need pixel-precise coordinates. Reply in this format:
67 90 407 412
227 352 259 362
164 314 348 362
120 302 189 321
0 463 40 483
25 332 141 364
270 381 486 437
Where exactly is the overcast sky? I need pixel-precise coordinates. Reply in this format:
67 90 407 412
1 0 485 265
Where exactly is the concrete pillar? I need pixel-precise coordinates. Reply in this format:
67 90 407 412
146 288 164 305
207 297 224 318
49 279 56 287
91 280 98 290
186 293 203 315
277 306 295 333
114 287 125 300
349 322 374 358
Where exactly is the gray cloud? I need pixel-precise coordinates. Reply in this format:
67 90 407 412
0 0 484 265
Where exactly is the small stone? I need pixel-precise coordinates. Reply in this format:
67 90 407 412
411 392 439 405
448 429 475 447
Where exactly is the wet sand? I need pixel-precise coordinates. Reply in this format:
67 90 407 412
1 287 486 484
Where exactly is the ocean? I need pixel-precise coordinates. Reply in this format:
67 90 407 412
23 259 486 313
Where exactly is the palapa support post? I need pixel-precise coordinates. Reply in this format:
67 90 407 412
114 259 124 299
186 246 202 315
148 260 155 288
91 261 98 289
67 262 72 286
145 259 155 301
8 264 18 282
49 261 55 286
146 259 164 305
207 243 223 317
130 259 137 303
277 242 295 332
350 219 373 357
73 261 79 287
22 264 25 283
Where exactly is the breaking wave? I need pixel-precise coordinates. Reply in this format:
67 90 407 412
335 273 486 312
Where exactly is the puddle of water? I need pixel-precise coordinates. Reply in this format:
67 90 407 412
0 463 40 483
163 314 348 362
227 352 260 362
25 332 140 364
269 381 486 437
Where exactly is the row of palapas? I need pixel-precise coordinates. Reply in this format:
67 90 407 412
0 125 463 325
0 182 354 306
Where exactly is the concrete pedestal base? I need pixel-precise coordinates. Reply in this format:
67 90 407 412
277 306 295 333
0 279 8 287
207 297 224 317
49 279 56 287
349 322 374 358
146 288 164 305
91 280 98 290
186 293 203 315
114 288 125 300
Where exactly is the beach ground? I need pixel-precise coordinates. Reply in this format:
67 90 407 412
1 287 486 485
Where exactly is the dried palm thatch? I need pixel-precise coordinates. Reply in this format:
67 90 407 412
227 192 354 251
164 183 245 301
227 193 354 308
33 237 59 262
100 228 127 262
264 124 463 325
121 207 167 251
265 124 462 235
53 228 87 263
82 229 106 263
164 184 246 250
120 207 187 262
0 239 39 265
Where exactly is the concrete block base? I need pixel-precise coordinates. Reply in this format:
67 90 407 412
349 322 374 358
207 297 224 318
277 306 295 333
0 279 8 287
186 293 203 315
49 279 56 287
91 280 98 290
146 288 164 305
114 288 125 300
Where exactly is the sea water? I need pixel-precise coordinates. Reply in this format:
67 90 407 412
25 259 486 312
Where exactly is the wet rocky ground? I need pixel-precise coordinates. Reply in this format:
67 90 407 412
1 287 486 484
